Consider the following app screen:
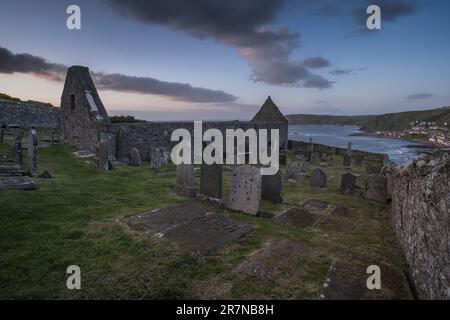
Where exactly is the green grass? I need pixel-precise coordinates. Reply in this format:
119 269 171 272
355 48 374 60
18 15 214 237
0 136 409 299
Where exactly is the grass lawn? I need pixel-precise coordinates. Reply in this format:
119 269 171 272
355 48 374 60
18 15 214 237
0 134 411 299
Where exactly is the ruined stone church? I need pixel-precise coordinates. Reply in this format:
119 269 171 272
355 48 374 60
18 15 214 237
59 66 288 162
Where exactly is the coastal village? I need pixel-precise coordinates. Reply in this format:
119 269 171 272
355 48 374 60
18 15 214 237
369 116 450 147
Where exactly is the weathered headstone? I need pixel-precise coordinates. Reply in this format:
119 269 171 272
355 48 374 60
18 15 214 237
28 129 38 177
285 160 302 182
41 169 53 179
13 132 23 168
175 163 197 197
261 170 283 203
99 132 117 161
366 163 383 174
353 154 363 167
200 163 223 199
150 148 162 172
347 141 352 155
98 139 112 171
365 174 388 203
0 126 4 144
310 152 319 164
340 173 356 195
227 165 261 215
310 168 327 188
129 147 142 166
343 153 351 167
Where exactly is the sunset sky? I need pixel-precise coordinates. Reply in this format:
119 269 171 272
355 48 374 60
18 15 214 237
1 0 450 120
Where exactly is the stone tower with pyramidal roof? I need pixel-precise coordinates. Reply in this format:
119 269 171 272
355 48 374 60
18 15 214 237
251 96 288 148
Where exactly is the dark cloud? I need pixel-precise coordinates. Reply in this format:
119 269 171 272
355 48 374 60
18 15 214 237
105 0 333 89
0 46 237 103
406 93 433 100
0 46 66 81
92 72 237 103
302 56 331 69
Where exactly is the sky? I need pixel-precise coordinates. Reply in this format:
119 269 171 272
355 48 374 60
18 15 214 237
0 0 450 120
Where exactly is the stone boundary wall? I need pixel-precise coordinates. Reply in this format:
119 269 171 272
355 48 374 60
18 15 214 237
386 155 450 299
288 139 389 163
0 100 60 128
109 121 287 162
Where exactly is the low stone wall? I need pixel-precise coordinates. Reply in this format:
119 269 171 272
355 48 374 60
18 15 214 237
288 140 388 163
386 155 450 299
109 121 287 162
0 100 60 128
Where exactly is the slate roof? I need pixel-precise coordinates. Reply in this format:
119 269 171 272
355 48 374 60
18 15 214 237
251 96 288 123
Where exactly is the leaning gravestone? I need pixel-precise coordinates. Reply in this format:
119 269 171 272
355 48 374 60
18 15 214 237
365 174 388 203
175 163 197 197
310 152 319 164
98 139 112 171
343 153 351 167
28 129 38 177
200 163 223 199
129 147 142 166
227 165 261 215
310 168 327 188
261 170 283 203
340 173 356 195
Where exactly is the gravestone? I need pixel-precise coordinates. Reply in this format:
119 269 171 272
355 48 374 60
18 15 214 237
0 176 37 190
366 163 383 174
41 169 53 179
301 199 329 212
99 132 117 161
353 154 363 167
28 129 38 177
310 168 327 188
347 141 352 155
310 152 319 164
0 127 4 144
285 160 302 183
365 174 388 203
129 147 142 166
98 139 112 171
176 163 197 197
340 173 356 195
227 165 261 215
261 170 283 203
343 153 351 167
150 148 161 172
13 132 23 168
200 163 223 199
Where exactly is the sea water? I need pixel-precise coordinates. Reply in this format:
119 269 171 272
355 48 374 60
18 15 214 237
288 125 432 165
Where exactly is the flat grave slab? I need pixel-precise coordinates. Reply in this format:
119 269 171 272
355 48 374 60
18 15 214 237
164 213 252 253
0 165 25 176
0 176 37 191
274 207 319 229
121 202 209 235
73 150 96 158
301 199 329 212
121 203 252 253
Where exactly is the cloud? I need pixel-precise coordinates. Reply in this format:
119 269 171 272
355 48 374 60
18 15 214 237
0 46 237 103
0 46 66 81
302 56 331 69
329 68 353 75
105 0 334 89
406 93 433 100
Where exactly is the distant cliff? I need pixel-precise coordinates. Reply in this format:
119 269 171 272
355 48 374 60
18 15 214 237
286 106 450 132
285 114 374 126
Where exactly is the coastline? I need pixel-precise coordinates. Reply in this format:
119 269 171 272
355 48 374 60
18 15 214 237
350 130 440 149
